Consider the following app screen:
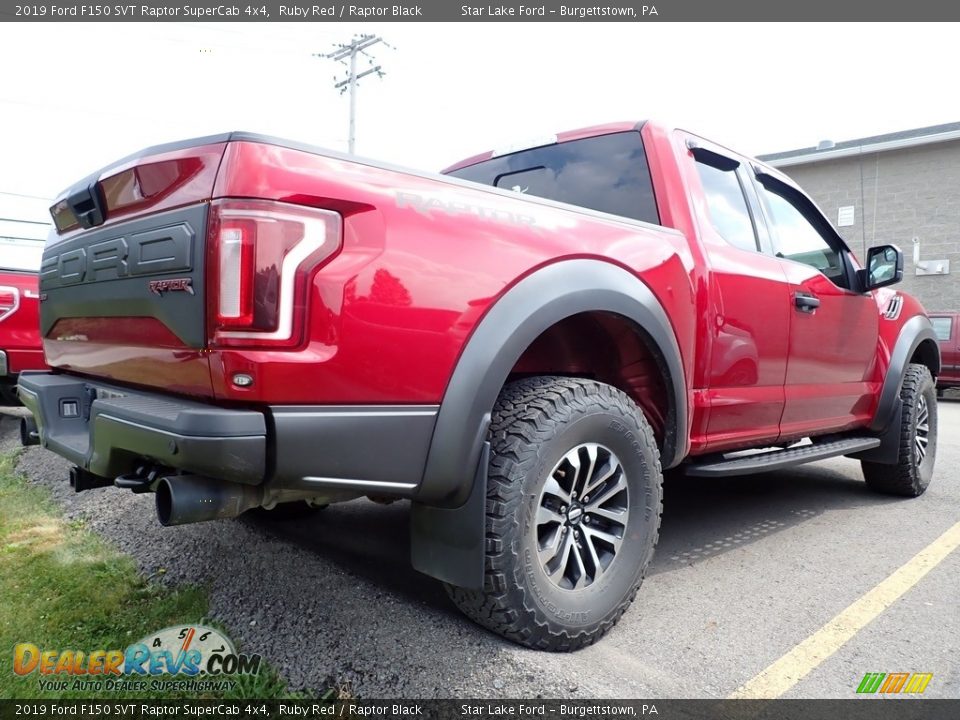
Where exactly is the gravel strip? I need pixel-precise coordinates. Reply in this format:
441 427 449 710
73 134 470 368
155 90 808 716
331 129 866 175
0 414 604 698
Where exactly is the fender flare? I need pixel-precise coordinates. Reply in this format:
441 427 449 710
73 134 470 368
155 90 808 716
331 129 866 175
416 258 688 507
869 314 940 434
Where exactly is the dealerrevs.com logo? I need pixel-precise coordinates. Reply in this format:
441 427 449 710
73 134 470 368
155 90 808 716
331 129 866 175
13 625 261 693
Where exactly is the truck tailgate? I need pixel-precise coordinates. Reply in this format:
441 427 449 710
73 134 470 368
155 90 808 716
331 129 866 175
41 140 227 397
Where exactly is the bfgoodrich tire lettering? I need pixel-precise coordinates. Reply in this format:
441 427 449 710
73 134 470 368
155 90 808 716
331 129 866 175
446 376 663 651
861 363 938 497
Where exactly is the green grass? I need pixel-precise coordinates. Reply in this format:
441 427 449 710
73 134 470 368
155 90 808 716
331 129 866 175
0 448 305 700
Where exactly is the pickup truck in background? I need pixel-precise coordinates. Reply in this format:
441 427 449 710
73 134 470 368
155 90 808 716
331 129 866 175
18 122 940 651
0 241 47 405
930 312 959 396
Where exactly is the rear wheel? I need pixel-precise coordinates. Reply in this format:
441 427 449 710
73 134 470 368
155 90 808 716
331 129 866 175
861 364 937 497
445 376 663 651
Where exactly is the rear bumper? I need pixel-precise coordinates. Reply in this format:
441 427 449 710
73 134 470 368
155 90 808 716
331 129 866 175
17 372 440 496
18 373 267 485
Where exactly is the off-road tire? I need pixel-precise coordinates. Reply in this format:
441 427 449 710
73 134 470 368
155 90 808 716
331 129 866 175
249 501 328 521
861 363 937 497
445 376 663 651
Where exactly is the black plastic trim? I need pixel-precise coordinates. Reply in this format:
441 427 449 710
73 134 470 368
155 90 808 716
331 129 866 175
18 370 442 496
737 165 776 255
40 204 208 348
66 183 106 229
410 442 489 589
418 259 688 507
869 315 941 433
685 436 880 477
269 405 438 493
17 373 266 485
849 402 903 464
687 140 740 171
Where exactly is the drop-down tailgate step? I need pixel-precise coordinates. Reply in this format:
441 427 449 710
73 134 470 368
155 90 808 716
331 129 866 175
685 436 881 477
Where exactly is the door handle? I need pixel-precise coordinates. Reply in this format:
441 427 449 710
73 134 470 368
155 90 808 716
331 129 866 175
794 292 820 312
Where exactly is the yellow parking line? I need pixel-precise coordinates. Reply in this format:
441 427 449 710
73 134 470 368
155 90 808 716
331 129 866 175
729 520 960 699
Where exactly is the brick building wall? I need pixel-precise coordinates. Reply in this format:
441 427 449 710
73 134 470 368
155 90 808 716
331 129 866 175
777 140 960 312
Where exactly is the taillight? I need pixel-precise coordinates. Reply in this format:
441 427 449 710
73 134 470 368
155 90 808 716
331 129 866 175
207 199 342 348
216 223 254 326
0 286 20 323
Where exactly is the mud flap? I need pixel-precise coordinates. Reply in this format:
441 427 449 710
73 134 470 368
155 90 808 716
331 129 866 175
850 399 903 465
410 442 489 590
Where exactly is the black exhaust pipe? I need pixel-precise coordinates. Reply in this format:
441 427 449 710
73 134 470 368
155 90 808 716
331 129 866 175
69 466 114 493
20 416 39 446
156 475 263 526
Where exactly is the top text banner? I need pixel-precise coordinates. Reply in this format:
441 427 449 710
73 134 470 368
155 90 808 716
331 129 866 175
3 0 959 21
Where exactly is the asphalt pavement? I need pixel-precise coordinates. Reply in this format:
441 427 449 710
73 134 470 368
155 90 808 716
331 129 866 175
2 396 957 699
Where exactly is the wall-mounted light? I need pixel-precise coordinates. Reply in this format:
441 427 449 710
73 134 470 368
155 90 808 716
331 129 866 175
913 237 951 276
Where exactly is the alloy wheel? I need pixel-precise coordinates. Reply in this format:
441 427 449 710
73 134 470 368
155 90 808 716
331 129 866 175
535 443 630 591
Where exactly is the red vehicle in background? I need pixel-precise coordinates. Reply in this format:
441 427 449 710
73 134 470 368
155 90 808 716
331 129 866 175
0 241 47 405
930 312 959 396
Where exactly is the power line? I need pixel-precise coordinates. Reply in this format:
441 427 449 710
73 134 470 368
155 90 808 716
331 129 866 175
315 35 391 155
0 190 51 201
0 217 50 226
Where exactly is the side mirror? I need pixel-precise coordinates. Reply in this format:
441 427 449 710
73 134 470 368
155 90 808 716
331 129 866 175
861 244 904 290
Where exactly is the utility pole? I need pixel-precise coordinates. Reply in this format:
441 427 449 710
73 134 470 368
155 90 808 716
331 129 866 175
316 35 388 155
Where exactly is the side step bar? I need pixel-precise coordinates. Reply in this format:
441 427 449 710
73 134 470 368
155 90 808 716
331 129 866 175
685 436 881 478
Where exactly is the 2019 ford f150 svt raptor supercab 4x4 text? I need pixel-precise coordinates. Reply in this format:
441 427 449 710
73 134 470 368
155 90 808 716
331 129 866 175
19 122 940 651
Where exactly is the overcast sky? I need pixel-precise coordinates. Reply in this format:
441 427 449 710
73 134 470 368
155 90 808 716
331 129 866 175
1 22 958 224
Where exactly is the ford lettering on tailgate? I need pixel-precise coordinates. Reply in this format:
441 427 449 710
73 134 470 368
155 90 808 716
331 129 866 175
40 224 194 288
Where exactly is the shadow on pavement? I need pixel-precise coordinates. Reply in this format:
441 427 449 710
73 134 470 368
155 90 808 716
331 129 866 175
248 455 900 598
651 463 900 574
242 499 456 615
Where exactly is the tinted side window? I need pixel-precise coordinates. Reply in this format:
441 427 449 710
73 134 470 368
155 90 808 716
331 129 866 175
447 132 659 225
758 185 847 287
931 317 953 341
694 161 758 252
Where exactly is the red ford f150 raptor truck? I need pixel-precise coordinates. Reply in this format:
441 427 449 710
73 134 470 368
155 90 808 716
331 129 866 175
1 241 47 405
929 312 958 397
19 122 940 651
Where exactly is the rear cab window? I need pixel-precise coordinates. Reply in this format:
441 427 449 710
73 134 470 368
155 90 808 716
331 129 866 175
446 131 660 225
